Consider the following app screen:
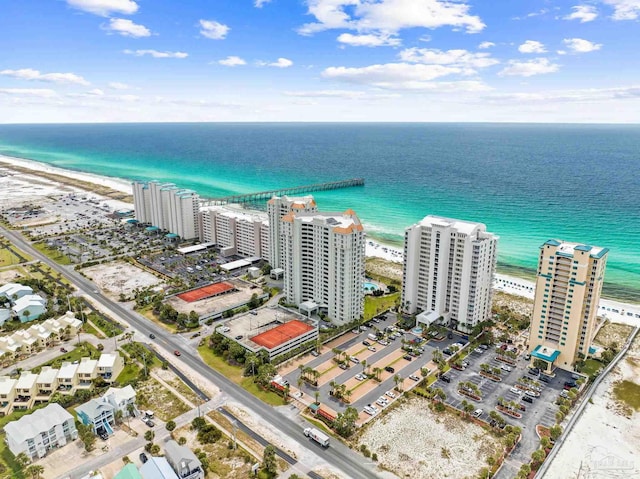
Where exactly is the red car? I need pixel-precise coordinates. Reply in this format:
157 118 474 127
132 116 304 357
174 350 181 356
60 347 67 353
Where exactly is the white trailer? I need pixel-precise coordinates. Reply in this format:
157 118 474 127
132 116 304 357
304 427 330 447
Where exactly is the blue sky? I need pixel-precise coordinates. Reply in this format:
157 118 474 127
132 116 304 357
1 0 639 122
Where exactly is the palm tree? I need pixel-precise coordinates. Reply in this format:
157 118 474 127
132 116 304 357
26 464 44 479
314 391 320 405
15 452 30 469
344 389 353 403
361 359 367 375
373 367 382 382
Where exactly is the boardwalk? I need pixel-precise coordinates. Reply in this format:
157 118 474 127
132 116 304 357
201 178 364 207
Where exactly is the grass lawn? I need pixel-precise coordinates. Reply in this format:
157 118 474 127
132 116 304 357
364 293 399 320
81 320 104 339
198 344 283 406
613 380 640 411
0 436 25 479
121 342 164 369
32 241 72 265
0 245 31 266
86 312 123 338
136 305 178 333
116 363 142 384
579 358 604 377
33 342 99 372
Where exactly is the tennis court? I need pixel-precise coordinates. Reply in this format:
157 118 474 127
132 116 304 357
177 282 235 302
252 320 315 349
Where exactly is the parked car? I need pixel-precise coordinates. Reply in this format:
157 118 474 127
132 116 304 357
362 340 371 346
363 406 377 416
501 365 512 372
473 409 483 418
385 390 396 399
139 453 148 464
378 340 390 346
522 396 533 403
351 328 360 334
235 335 243 340
350 356 360 364
385 366 395 373
564 381 577 390
510 387 522 394
409 375 420 381
528 368 540 376
442 349 453 356
479 344 488 350
99 431 109 440
310 350 320 357
359 325 368 331
403 355 413 361
339 363 348 370
525 390 539 397
376 398 387 407
440 375 451 383
474 347 484 354
355 374 365 381
368 346 377 352
539 375 550 383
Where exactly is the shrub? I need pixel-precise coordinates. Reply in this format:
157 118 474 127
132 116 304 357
166 420 176 431
197 424 222 444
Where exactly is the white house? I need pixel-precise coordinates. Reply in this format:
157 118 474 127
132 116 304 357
104 385 136 416
12 294 46 323
0 283 33 301
4 403 77 460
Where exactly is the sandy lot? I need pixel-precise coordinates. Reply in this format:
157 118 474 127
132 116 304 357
83 260 164 296
358 397 502 479
593 321 634 349
545 334 640 479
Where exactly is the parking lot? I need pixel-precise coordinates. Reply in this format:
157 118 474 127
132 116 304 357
433 344 581 479
282 313 462 418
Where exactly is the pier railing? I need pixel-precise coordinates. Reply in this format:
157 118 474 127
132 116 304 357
200 178 364 208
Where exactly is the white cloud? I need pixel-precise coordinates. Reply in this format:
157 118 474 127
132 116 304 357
486 85 640 103
87 88 104 96
199 20 230 40
337 33 401 47
104 18 151 37
513 8 548 20
0 88 58 98
564 5 599 22
254 0 271 6
108 82 131 90
499 58 559 77
518 40 546 54
603 0 640 20
563 38 602 53
298 0 485 36
123 49 188 58
283 90 400 99
266 58 293 68
218 56 247 67
478 41 495 49
65 0 138 17
0 68 89 85
399 48 499 70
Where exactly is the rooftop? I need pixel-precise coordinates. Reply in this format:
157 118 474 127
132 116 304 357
58 361 79 379
98 353 119 369
294 210 364 234
543 239 609 259
15 372 37 389
140 457 179 479
37 367 59 384
0 376 17 395
532 345 561 362
77 357 99 374
4 403 73 444
416 215 489 236
251 319 315 350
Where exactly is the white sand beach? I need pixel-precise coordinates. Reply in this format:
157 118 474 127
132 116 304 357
2 153 639 320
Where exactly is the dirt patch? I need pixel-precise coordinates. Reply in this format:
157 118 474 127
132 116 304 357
365 257 402 283
357 397 502 479
173 425 254 479
492 291 533 317
136 377 190 421
83 260 164 296
593 321 634 349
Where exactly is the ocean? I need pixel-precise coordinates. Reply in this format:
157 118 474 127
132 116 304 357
0 123 638 302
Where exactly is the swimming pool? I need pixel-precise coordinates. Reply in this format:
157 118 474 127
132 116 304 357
363 282 378 291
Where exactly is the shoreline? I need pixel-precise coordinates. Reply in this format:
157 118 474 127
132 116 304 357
1 152 638 312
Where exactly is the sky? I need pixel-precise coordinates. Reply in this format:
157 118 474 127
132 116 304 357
1 0 640 123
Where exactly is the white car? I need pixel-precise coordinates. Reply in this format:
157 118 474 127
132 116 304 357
409 375 421 381
474 347 484 354
501 365 512 372
363 405 378 416
377 340 390 346
368 346 377 352
221 326 230 333
473 409 483 418
376 397 388 407
510 387 522 394
355 374 365 381
525 390 540 397
385 390 396 399
350 356 360 364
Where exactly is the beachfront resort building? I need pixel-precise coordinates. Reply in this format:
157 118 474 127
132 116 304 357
199 205 270 258
132 180 200 240
280 209 365 324
402 215 498 331
527 240 608 371
267 195 317 269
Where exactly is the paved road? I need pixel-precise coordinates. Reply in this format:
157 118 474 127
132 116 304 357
1 226 384 479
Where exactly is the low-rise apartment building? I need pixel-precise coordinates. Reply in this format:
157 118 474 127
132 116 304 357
13 372 37 410
0 311 82 357
4 403 77 460
77 357 99 388
35 367 59 404
0 376 17 416
97 353 124 383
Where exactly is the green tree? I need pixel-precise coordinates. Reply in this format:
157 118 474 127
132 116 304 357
166 420 176 431
191 416 206 430
262 444 277 476
550 424 563 441
26 464 44 479
77 423 96 452
15 452 31 469
144 430 155 442
333 406 359 438
178 436 187 446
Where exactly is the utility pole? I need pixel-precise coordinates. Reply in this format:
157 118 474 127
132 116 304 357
232 420 237 450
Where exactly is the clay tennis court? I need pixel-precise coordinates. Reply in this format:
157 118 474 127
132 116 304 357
177 282 235 302
252 320 315 349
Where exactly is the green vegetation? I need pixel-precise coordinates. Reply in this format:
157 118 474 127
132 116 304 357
577 358 604 377
0 437 26 479
87 312 123 338
198 343 282 406
136 377 190 421
0 245 30 266
116 363 142 385
364 292 400 320
81 320 104 339
33 342 99 372
613 380 640 411
32 241 72 265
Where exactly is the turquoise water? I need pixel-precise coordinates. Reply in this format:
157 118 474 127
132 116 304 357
363 282 379 291
0 123 638 302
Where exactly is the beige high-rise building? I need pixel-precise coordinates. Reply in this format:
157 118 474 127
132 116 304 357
267 195 317 269
281 209 365 324
199 205 269 258
528 240 608 371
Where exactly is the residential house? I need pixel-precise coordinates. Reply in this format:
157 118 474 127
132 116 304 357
12 294 46 322
114 464 143 479
4 403 77 460
75 398 116 436
26 324 54 348
139 457 179 479
56 362 79 393
0 308 11 327
97 353 124 383
35 367 59 404
0 283 33 301
0 376 17 416
13 372 37 410
12 330 39 355
164 440 204 479
104 385 136 416
76 357 98 388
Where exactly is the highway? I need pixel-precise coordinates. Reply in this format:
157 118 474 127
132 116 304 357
1 226 384 479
